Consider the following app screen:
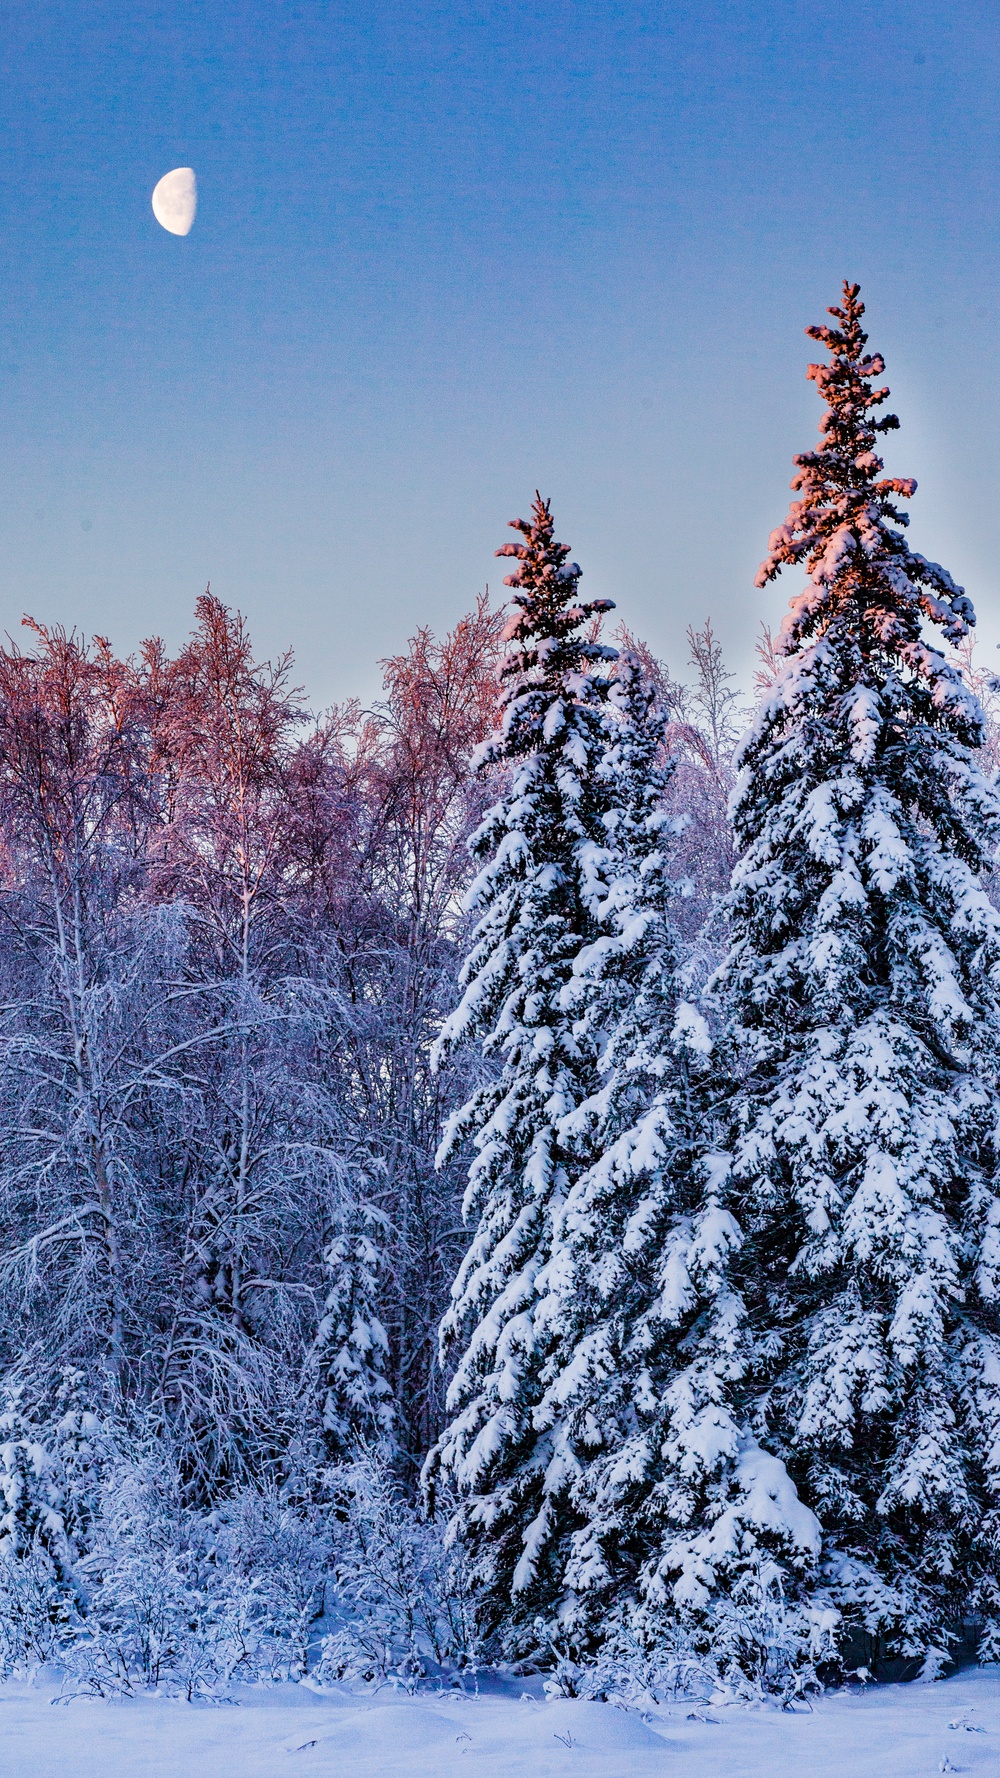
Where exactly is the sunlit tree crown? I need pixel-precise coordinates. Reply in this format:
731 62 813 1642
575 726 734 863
757 281 976 717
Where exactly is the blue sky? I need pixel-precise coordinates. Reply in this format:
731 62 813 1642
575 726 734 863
1 0 998 704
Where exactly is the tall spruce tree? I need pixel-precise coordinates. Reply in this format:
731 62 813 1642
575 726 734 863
530 653 719 1632
723 282 1000 1669
531 655 825 1682
423 495 617 1652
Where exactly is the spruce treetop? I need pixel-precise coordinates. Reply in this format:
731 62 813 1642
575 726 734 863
756 281 976 720
484 493 616 764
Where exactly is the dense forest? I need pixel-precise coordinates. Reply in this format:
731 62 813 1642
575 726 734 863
2 285 1000 1702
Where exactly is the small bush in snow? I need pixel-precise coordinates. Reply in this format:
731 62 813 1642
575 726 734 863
557 1574 838 1709
0 1545 77 1677
65 1449 330 1696
317 1450 479 1687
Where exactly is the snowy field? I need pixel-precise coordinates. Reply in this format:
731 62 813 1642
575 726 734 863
0 1667 998 1778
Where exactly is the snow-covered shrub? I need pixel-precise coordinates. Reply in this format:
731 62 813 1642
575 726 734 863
0 1546 77 1677
567 1581 837 1709
65 1445 336 1695
564 1618 714 1707
210 1481 331 1682
40 1430 474 1697
67 1546 220 1697
63 1446 217 1696
317 1450 478 1686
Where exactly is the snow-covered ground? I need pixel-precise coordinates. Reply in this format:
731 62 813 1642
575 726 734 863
0 1667 998 1778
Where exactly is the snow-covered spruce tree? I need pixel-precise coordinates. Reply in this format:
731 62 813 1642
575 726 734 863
312 1201 395 1460
0 1385 66 1564
531 659 714 1619
722 281 1000 1670
0 1382 82 1671
422 495 617 1653
39 1367 104 1568
522 656 825 1692
0 1369 107 1673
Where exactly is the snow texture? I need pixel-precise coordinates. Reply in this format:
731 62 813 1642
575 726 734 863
0 1664 998 1778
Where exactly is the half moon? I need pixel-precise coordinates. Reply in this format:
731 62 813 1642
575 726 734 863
151 167 197 236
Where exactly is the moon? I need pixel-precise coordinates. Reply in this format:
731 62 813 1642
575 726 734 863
151 168 197 236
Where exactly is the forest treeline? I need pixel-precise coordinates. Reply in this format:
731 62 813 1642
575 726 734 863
0 590 736 1471
2 283 1000 1701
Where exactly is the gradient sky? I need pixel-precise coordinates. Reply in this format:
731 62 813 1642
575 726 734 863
1 0 998 707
